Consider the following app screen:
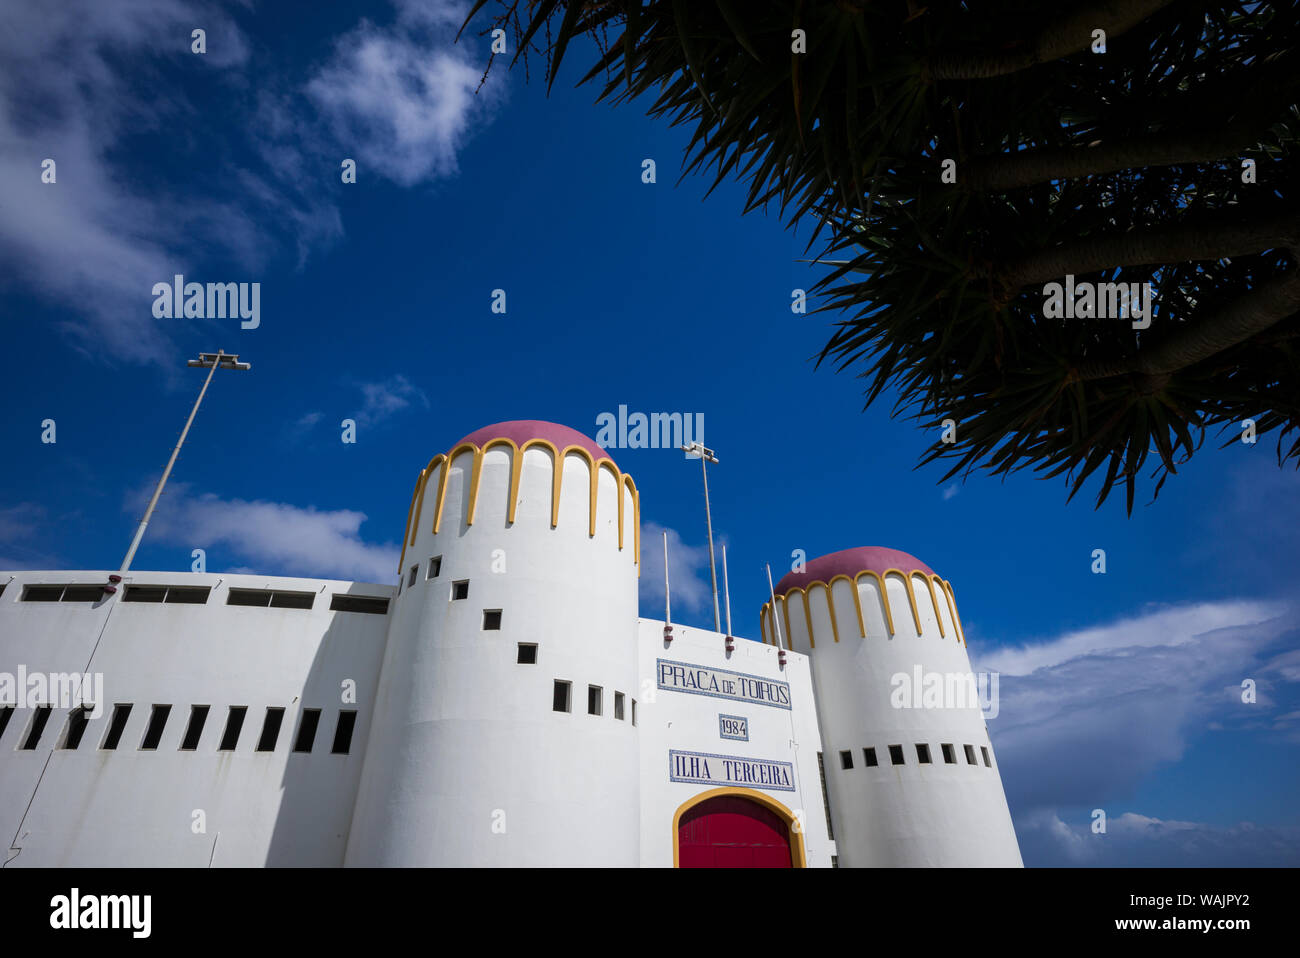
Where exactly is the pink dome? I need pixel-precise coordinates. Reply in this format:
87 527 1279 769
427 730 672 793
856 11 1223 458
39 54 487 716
773 546 937 596
452 420 613 465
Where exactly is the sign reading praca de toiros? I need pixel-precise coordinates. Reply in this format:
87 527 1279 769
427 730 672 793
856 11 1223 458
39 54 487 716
655 659 791 709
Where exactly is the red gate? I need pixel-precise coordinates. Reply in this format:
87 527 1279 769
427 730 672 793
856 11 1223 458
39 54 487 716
677 795 793 868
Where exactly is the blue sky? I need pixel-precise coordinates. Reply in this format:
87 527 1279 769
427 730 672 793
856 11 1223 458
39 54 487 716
1 0 1297 866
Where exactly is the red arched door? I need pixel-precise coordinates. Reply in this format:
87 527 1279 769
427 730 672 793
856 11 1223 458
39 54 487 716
677 795 793 868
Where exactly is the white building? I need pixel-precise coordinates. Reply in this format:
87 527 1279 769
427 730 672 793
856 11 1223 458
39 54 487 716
0 420 1021 868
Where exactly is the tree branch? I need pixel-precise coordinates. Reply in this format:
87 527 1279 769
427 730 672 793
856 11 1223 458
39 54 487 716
925 0 1176 81
1077 257 1300 383
964 122 1260 192
1000 213 1300 290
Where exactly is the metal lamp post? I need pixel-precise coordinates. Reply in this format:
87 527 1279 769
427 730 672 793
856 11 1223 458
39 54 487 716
111 350 251 587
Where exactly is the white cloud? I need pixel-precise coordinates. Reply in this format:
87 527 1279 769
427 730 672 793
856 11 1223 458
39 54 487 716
976 600 1285 676
140 483 399 583
978 600 1298 814
305 1 502 188
0 0 261 365
354 374 430 427
639 521 713 619
942 483 960 500
0 504 58 570
1017 809 1300 866
0 0 499 365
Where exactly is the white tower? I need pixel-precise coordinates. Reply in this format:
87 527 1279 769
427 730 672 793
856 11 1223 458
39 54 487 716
760 547 1022 867
345 421 642 866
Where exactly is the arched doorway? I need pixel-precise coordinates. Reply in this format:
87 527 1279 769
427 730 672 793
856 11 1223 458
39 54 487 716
673 787 806 868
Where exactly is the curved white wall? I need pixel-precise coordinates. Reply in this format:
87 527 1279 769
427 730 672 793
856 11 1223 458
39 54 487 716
345 442 641 866
764 570 1022 867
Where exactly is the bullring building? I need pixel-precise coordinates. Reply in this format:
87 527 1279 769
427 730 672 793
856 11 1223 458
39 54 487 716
0 420 1022 868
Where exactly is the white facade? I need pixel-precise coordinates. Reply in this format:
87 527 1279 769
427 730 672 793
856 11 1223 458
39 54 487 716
0 421 1020 868
761 553 1023 867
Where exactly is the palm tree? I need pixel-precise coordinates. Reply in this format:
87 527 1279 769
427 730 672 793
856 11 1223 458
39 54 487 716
463 0 1300 511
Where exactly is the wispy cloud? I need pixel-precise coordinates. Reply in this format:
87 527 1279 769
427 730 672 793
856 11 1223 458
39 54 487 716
639 521 713 620
976 600 1298 830
139 483 399 582
0 0 500 365
1017 809 1300 867
306 0 501 188
0 503 56 570
354 374 430 428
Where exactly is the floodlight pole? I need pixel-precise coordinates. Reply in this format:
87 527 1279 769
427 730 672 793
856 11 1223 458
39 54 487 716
116 349 250 578
682 440 721 633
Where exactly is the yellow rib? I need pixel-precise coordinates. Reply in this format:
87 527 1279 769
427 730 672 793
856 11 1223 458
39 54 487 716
914 572 945 637
853 570 895 636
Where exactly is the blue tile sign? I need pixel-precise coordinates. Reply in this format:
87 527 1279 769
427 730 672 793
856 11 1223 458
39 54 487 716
669 750 796 792
656 659 791 710
719 714 749 741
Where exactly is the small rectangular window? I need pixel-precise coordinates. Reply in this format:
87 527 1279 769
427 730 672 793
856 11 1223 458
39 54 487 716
889 744 905 765
942 743 956 764
631 699 637 726
180 705 209 751
517 643 537 664
839 749 853 770
140 704 172 750
863 747 878 767
61 585 104 602
20 706 53 749
482 609 502 630
22 584 64 602
219 706 247 751
329 594 390 615
293 709 321 753
126 585 211 604
101 704 132 750
981 746 992 767
228 588 271 607
332 710 357 754
587 685 603 716
451 580 469 600
0 706 14 745
269 591 314 610
123 585 166 603
916 743 932 764
408 565 418 587
256 707 285 752
553 680 571 713
614 692 625 720
964 744 977 765
427 556 442 579
61 707 91 750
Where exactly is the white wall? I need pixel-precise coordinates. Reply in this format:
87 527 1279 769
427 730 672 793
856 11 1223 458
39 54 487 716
636 619 836 867
345 443 641 867
766 571 1022 867
0 570 392 866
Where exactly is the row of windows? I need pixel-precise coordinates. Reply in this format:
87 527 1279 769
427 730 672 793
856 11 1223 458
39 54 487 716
551 681 636 725
840 742 992 770
400 555 477 607
0 704 357 754
12 583 391 615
